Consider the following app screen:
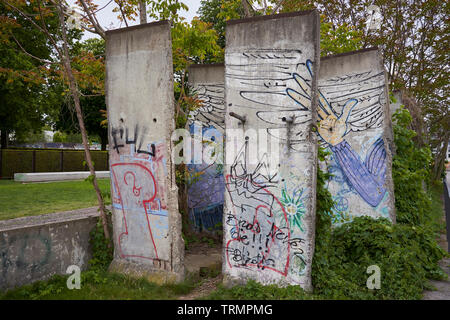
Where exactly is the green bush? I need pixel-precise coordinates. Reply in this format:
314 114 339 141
311 107 446 300
312 216 445 299
392 107 433 225
206 279 312 300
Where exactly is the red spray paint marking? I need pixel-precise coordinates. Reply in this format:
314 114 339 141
111 162 160 260
225 174 290 276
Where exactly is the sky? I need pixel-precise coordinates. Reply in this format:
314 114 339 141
68 0 202 40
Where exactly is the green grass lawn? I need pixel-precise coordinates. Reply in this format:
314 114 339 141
0 262 313 300
0 180 446 300
0 271 198 300
0 178 111 221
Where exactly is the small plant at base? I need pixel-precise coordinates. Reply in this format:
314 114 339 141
88 209 113 272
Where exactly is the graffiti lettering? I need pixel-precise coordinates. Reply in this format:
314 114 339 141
111 124 156 156
225 140 290 276
110 136 170 262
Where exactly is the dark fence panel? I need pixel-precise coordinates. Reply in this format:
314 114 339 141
2 150 33 179
62 150 86 172
0 148 108 179
35 150 61 173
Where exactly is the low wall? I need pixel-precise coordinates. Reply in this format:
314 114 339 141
0 207 100 291
14 171 110 182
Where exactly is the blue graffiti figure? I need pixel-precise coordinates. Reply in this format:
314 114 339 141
286 60 387 207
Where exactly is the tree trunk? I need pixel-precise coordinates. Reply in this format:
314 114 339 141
139 1 147 24
100 135 107 151
400 89 426 148
242 0 252 17
177 164 193 236
0 129 8 149
58 3 110 241
432 131 450 182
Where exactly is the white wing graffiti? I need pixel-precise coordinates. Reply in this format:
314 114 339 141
226 49 313 151
188 84 225 131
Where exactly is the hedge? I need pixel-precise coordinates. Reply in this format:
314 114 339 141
0 148 108 178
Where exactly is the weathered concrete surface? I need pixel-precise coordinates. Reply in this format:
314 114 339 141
318 48 396 224
105 21 184 283
14 171 110 182
223 10 320 290
0 207 100 291
186 64 225 232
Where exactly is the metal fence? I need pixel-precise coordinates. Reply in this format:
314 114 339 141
0 148 108 179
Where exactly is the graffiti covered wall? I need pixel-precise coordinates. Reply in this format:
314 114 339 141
317 48 395 224
105 22 184 282
187 64 225 232
223 11 320 290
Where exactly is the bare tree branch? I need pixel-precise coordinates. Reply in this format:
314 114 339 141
116 0 129 27
79 24 99 35
93 0 115 14
79 91 104 97
272 0 285 14
2 0 63 57
11 33 56 65
241 0 253 18
50 2 102 36
56 0 111 241
139 0 147 24
78 0 106 38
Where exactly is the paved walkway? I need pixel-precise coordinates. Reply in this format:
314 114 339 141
184 242 222 274
422 258 450 300
179 242 222 300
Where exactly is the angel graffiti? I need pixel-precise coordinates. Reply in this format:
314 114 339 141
286 60 387 208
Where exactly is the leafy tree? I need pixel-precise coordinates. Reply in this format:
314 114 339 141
276 0 449 181
75 0 218 240
204 0 448 182
392 107 433 225
319 19 363 56
1 0 114 239
198 0 245 48
0 1 63 148
172 17 223 128
55 38 107 150
198 0 364 56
